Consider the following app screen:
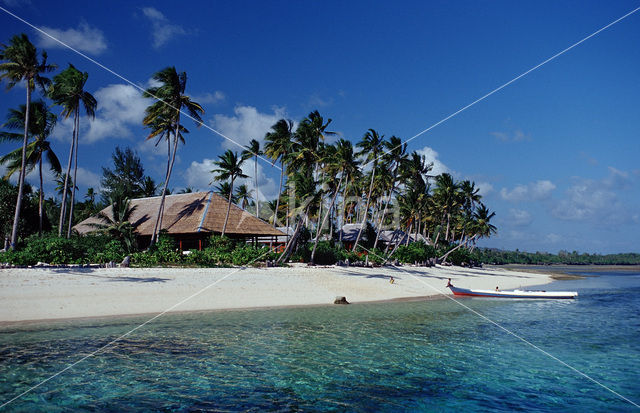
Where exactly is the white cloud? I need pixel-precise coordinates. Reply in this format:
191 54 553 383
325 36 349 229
73 167 101 190
507 208 532 226
211 105 287 151
141 7 186 49
36 22 107 55
52 83 147 144
500 180 555 202
491 129 530 142
185 157 279 201
476 182 494 197
415 146 448 177
193 91 225 105
551 168 636 227
545 233 562 244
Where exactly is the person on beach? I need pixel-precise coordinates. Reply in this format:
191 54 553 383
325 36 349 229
389 276 395 284
495 286 500 291
446 278 453 288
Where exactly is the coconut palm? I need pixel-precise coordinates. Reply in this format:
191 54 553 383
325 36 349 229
0 33 56 248
310 139 360 263
235 184 252 209
0 101 61 235
277 172 320 264
352 128 385 251
48 64 97 238
214 182 237 204
143 66 203 245
211 150 247 236
89 197 140 252
372 136 407 250
141 177 158 197
241 139 263 218
432 173 461 245
264 118 294 227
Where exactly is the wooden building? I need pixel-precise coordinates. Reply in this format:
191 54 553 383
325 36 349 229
74 191 285 250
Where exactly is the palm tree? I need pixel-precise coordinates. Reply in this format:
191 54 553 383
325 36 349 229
48 64 97 238
0 33 55 248
89 197 140 252
0 101 61 235
211 150 247 236
234 184 252 209
214 182 237 204
143 66 203 245
372 136 407 250
264 118 294 227
241 139 263 218
85 187 96 204
277 172 320 264
352 128 385 251
141 176 158 197
310 139 359 263
433 173 460 245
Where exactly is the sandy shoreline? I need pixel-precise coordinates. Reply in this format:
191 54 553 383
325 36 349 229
0 264 552 324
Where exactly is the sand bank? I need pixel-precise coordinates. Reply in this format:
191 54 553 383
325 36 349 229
0 264 551 323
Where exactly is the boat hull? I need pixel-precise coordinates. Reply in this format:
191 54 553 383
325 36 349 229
449 286 577 299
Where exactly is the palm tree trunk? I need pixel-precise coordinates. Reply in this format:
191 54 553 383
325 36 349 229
151 125 179 245
66 112 80 237
353 166 376 251
273 161 284 227
311 173 343 263
9 84 31 249
277 214 304 264
254 155 259 219
222 177 234 236
38 156 43 236
373 188 394 250
58 106 76 237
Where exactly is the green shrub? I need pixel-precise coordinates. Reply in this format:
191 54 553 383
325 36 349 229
309 241 337 265
447 247 472 266
92 240 126 263
131 251 160 267
207 235 236 253
231 245 270 266
394 242 437 264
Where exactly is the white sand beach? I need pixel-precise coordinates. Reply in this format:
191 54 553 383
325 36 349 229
0 264 551 323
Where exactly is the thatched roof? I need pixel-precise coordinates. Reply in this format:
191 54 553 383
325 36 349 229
74 191 284 237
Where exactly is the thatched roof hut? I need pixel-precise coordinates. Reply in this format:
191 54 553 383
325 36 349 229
74 191 284 250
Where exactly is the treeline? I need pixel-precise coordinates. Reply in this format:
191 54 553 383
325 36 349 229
475 249 640 265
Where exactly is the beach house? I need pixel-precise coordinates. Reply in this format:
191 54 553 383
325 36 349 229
74 191 285 250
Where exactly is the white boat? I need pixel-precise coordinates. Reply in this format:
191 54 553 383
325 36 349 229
447 282 577 299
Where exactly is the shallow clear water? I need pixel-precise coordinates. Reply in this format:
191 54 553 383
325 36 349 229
1 270 639 411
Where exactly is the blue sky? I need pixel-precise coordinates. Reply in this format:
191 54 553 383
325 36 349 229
1 0 639 254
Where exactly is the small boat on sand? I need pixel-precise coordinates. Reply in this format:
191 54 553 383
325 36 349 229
446 281 577 299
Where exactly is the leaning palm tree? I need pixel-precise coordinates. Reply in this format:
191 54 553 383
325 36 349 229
264 118 294 227
0 101 61 235
241 139 263 218
0 33 56 248
214 181 237 204
352 128 385 251
211 150 247 236
48 64 97 238
143 67 203 245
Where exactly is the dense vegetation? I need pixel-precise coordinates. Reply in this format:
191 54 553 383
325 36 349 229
475 249 640 266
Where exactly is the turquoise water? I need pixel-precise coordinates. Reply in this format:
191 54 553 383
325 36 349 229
1 270 639 411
